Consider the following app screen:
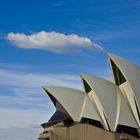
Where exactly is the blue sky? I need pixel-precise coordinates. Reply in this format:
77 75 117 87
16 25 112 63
0 0 140 139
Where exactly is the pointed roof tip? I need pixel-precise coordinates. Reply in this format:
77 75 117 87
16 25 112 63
107 52 117 58
43 85 85 94
42 85 56 91
81 73 97 77
80 73 98 80
42 85 46 89
43 85 61 89
81 73 103 79
42 85 50 89
107 53 123 62
80 73 93 80
42 86 47 91
107 52 112 57
80 73 87 78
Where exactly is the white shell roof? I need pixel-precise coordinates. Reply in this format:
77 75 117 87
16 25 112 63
119 82 140 127
82 95 101 122
118 88 138 128
43 86 101 122
109 53 140 110
109 53 140 129
81 74 119 131
43 86 85 121
42 53 140 136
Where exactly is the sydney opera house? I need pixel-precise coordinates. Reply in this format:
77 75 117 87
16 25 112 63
39 53 140 140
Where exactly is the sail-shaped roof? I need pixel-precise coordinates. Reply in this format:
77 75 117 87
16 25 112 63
43 86 101 122
109 53 140 107
109 53 140 128
81 74 119 131
42 53 140 137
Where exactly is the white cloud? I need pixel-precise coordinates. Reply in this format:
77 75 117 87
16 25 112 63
0 68 82 118
0 67 83 140
6 31 104 52
0 62 110 140
0 69 82 89
0 63 110 140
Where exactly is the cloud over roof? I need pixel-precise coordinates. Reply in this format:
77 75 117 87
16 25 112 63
6 31 104 52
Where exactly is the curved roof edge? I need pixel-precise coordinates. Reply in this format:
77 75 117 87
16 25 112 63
108 53 140 128
43 86 103 127
43 86 85 122
80 73 119 131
